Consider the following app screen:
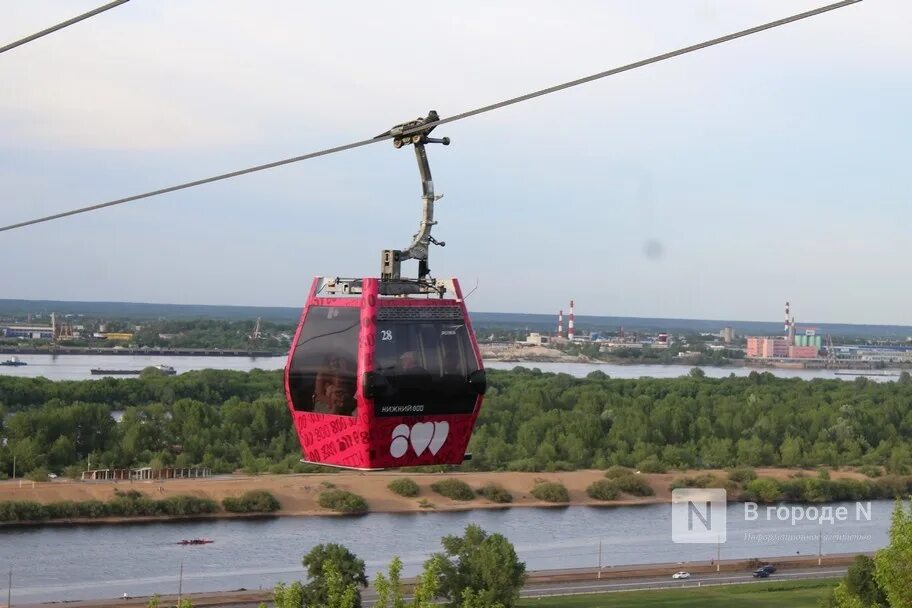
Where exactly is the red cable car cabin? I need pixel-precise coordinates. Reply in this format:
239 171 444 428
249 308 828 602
284 276 486 469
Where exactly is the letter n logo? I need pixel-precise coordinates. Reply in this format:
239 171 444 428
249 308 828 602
672 489 727 544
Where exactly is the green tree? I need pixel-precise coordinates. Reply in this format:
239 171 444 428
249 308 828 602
412 555 444 608
822 554 887 607
322 560 359 608
373 556 406 608
743 478 781 503
273 581 305 608
461 588 505 608
874 500 912 607
845 555 887 606
302 544 368 608
433 524 526 608
780 435 805 467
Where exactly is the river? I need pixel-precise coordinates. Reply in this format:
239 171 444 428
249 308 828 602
0 354 897 382
0 500 891 603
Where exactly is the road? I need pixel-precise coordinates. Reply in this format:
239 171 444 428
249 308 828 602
513 567 846 601
11 566 846 608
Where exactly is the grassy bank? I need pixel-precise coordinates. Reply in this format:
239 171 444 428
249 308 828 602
517 579 833 607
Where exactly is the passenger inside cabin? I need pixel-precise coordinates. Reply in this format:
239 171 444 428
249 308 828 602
313 354 356 415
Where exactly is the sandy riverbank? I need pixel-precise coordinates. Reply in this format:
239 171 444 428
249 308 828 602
0 467 869 525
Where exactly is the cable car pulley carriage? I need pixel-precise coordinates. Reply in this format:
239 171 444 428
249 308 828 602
284 112 486 470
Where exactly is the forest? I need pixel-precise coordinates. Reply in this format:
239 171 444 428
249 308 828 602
1 367 912 478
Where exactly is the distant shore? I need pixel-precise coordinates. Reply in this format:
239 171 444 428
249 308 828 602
0 468 870 527
0 346 283 357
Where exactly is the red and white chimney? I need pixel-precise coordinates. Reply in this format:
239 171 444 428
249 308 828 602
558 310 563 338
568 300 575 341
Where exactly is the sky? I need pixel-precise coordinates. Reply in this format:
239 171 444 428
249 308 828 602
1 1 910 325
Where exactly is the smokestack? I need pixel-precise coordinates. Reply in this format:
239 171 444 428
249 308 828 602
785 301 790 334
558 310 563 338
568 300 575 341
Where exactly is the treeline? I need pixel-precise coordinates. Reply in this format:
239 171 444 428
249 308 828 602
0 368 280 412
2 368 912 478
0 489 218 522
465 368 912 473
132 319 293 351
0 370 299 477
0 488 281 522
741 474 912 504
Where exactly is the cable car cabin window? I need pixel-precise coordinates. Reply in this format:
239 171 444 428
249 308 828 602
373 317 480 417
287 306 359 416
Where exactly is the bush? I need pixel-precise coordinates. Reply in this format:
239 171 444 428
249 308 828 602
387 478 420 498
222 490 281 513
858 465 882 478
0 493 219 522
604 465 634 479
817 467 831 480
727 467 758 484
25 467 51 482
0 501 49 521
874 476 912 498
669 474 719 490
613 474 655 497
586 479 620 501
317 489 368 513
430 478 475 501
635 456 667 474
157 495 219 516
530 481 569 503
743 478 782 503
477 483 512 504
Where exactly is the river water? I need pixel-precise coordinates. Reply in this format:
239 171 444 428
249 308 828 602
0 354 897 382
0 500 892 603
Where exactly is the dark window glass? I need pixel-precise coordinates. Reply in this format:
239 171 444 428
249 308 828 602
287 306 359 416
373 317 480 416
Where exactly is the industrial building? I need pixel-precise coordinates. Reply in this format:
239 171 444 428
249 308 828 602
517 332 551 347
833 345 912 364
0 313 82 341
1 324 54 340
745 301 820 360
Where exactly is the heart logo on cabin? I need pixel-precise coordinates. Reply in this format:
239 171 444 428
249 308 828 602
428 422 448 455
410 423 434 455
389 422 450 458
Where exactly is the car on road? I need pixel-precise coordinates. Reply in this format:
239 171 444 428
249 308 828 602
753 570 770 578
672 571 691 579
759 564 777 574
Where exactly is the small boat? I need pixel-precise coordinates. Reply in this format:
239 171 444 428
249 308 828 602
178 538 214 545
91 364 177 376
0 356 27 367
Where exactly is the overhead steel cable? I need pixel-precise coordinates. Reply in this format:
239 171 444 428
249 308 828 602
0 0 861 234
0 0 130 55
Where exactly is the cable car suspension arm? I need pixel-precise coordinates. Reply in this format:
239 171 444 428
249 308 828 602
380 111 449 284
